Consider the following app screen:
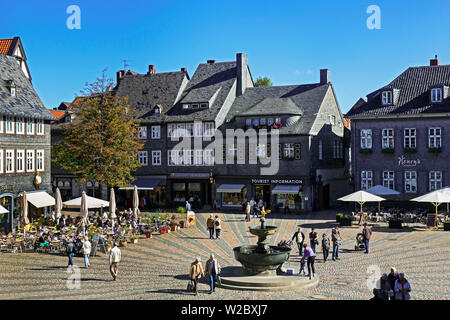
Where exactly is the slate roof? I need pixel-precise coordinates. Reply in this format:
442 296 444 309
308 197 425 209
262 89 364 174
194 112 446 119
114 70 188 124
165 61 237 122
346 64 450 118
225 84 329 135
0 54 54 120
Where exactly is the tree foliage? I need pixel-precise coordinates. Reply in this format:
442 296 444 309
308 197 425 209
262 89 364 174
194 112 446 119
254 76 273 87
52 70 144 188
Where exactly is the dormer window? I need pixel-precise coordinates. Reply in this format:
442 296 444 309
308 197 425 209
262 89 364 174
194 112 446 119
200 103 208 109
6 80 16 97
381 91 393 105
182 104 189 110
154 106 161 115
431 88 443 103
191 104 199 109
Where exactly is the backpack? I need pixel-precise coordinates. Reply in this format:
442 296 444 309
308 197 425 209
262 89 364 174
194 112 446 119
215 220 220 227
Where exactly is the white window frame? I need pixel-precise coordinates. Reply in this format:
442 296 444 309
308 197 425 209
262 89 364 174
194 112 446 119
360 129 372 149
168 150 176 166
267 118 274 126
137 151 148 166
382 128 394 149
151 150 161 166
431 88 443 103
26 118 34 135
404 128 416 149
0 150 3 173
176 123 186 138
138 126 147 140
429 127 441 148
329 115 336 125
429 171 442 192
405 171 417 193
10 87 16 97
194 122 203 137
16 117 25 135
382 91 393 105
203 149 214 166
283 143 294 159
5 150 14 173
361 171 373 190
194 150 203 166
36 119 44 135
0 115 3 133
185 123 193 137
5 116 14 134
151 126 160 139
184 149 193 166
26 150 35 172
16 150 25 173
36 150 44 172
167 124 175 138
382 171 395 190
203 122 215 137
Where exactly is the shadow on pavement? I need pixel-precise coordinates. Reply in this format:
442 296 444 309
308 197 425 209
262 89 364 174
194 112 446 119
145 289 195 296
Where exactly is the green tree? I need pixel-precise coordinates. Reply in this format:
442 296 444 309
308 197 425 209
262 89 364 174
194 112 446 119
254 76 273 87
52 70 144 188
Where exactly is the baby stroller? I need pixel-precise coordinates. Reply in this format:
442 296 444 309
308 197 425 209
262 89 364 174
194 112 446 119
354 233 366 251
278 240 294 249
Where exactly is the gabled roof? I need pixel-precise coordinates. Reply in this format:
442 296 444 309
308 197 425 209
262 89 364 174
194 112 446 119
0 39 13 55
50 110 66 119
165 61 238 122
226 83 329 135
347 64 450 118
115 70 188 123
238 97 302 116
0 54 54 120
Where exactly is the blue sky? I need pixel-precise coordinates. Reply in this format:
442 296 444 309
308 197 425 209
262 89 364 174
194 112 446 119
2 0 450 113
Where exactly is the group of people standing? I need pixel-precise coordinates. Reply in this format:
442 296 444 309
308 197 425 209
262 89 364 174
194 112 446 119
243 198 266 221
206 214 222 239
372 267 412 300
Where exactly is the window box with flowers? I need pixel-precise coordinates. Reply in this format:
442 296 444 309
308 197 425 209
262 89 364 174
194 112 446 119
403 147 417 154
130 235 139 244
382 148 395 154
159 226 169 235
428 147 442 154
284 156 295 161
272 123 283 129
359 148 373 154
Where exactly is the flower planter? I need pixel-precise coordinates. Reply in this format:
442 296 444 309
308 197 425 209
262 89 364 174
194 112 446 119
339 218 352 227
170 225 177 232
443 223 450 231
179 221 185 228
145 231 153 239
388 220 403 229
119 241 128 247
131 238 138 244
336 214 343 222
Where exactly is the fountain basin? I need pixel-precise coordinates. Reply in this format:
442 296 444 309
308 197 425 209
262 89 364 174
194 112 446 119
233 245 291 276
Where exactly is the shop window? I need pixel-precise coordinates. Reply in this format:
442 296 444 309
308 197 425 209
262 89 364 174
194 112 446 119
277 194 296 209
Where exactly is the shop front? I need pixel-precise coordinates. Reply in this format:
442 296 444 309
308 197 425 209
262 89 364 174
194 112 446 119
118 177 166 209
168 173 212 209
0 187 14 234
272 185 304 213
216 184 247 208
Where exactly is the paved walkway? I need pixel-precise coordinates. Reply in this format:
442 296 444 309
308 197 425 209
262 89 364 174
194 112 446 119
1 210 449 300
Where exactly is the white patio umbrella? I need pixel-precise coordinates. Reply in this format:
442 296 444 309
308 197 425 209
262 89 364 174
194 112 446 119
63 195 109 209
22 191 29 226
55 188 63 220
133 185 139 218
366 185 400 212
109 188 117 220
0 205 8 214
437 187 450 213
80 191 89 235
411 190 450 215
338 190 386 224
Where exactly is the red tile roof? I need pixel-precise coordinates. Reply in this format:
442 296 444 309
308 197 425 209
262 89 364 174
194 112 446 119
50 110 66 120
0 38 13 55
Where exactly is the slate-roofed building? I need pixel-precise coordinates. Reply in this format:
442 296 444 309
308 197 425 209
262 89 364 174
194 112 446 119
346 56 450 201
0 53 55 233
0 37 32 81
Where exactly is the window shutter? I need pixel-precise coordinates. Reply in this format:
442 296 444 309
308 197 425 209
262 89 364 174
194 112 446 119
295 143 301 160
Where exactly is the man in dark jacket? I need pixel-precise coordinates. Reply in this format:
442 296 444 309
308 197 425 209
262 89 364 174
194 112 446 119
387 267 399 300
291 227 305 256
372 273 392 301
66 239 75 267
362 223 372 254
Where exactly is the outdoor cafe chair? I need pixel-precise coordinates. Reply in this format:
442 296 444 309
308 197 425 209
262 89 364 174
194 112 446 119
12 240 23 253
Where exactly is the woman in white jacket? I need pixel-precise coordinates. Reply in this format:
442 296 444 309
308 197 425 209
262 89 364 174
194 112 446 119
394 273 412 300
82 237 92 268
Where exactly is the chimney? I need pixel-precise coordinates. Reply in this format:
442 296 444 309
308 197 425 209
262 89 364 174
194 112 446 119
148 65 156 74
430 55 440 66
180 67 187 73
116 70 125 84
236 53 248 96
320 69 330 84
207 60 216 64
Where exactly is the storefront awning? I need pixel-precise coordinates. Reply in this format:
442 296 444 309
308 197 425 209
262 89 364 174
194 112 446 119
0 205 8 214
272 185 301 194
27 192 56 208
217 184 245 193
119 178 164 191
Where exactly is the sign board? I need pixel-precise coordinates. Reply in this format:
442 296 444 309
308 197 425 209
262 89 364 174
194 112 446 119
426 214 438 230
186 211 196 227
251 179 303 185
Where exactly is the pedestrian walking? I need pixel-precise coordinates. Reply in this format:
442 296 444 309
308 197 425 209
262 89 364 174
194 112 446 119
186 201 192 212
245 202 251 222
284 199 290 214
205 253 221 294
291 227 305 256
394 273 412 300
331 226 342 261
309 228 318 253
387 267 399 301
82 236 91 268
214 215 222 239
362 223 372 254
321 233 330 262
206 214 215 239
109 242 121 281
302 243 316 280
189 257 204 296
66 238 75 268
252 203 259 219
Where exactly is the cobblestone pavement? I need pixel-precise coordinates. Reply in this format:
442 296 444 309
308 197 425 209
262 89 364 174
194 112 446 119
1 210 449 300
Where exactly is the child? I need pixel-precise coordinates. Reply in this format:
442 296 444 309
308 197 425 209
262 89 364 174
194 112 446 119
298 257 306 276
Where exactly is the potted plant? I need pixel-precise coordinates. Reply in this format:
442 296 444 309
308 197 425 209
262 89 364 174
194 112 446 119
443 221 450 231
130 235 139 244
169 220 178 231
428 147 442 154
388 218 403 229
336 213 343 222
144 230 153 238
159 226 168 235
179 220 185 228
118 236 128 247
339 215 352 227
382 148 395 154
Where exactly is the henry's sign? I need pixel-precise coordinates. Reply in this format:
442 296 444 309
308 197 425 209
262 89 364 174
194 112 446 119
398 155 421 167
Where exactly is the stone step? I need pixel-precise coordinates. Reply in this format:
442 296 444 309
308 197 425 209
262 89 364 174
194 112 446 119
218 275 319 291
